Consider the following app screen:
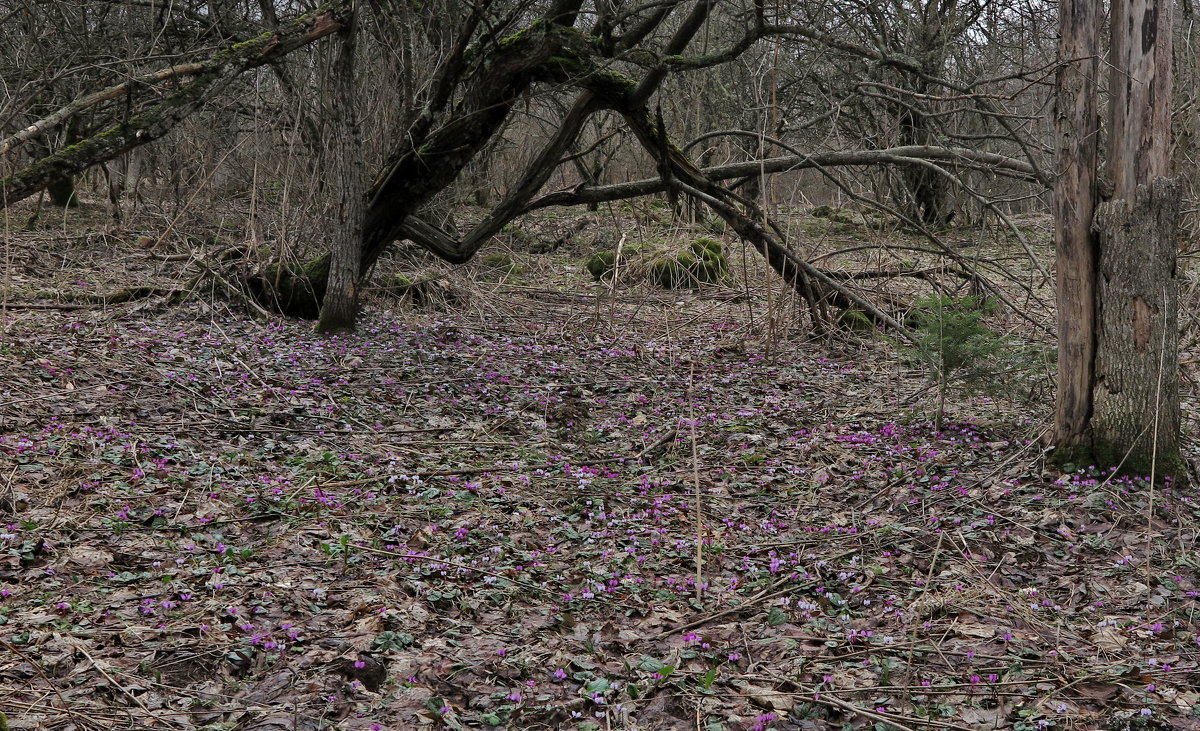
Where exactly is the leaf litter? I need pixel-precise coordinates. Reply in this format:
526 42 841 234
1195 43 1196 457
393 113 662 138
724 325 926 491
0 279 1198 731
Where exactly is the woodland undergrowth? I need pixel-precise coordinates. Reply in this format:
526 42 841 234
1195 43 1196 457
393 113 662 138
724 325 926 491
0 211 1198 731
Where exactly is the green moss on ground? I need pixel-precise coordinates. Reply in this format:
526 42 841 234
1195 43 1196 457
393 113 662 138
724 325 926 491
837 309 875 331
649 238 727 289
477 252 521 280
390 274 414 294
585 251 616 281
246 255 329 319
810 205 861 225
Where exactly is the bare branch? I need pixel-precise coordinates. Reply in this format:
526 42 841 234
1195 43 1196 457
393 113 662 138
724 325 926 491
0 3 350 209
525 144 1050 211
0 63 205 159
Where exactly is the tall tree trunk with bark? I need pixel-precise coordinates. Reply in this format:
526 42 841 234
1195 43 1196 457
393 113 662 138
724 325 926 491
316 3 364 334
1054 0 1183 480
1090 180 1181 474
1053 0 1101 452
1091 0 1182 478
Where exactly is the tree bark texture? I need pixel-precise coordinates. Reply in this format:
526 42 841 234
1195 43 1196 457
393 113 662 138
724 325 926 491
354 22 585 271
1084 0 1181 478
1053 0 1101 452
1108 0 1173 195
1054 0 1183 481
316 5 364 334
1089 179 1182 476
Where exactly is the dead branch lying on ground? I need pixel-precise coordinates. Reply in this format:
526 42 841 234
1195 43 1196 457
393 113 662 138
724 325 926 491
0 243 267 314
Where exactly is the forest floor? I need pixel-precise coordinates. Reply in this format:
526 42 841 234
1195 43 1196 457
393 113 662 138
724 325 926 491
2 202 1200 731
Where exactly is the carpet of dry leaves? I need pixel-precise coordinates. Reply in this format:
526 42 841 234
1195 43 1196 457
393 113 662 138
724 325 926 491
1 214 1198 731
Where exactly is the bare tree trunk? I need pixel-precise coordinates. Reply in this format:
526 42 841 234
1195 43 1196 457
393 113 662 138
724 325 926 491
1054 0 1183 481
317 3 364 334
1088 0 1182 478
1091 180 1181 475
1107 0 1173 199
1053 0 1101 450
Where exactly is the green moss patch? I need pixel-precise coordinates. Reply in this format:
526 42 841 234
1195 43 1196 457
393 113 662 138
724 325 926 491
837 309 875 332
585 250 617 281
810 205 862 226
649 238 727 289
476 252 522 281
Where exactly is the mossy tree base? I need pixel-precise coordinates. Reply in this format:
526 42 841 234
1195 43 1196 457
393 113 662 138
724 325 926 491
1048 442 1186 485
245 255 329 319
47 177 79 207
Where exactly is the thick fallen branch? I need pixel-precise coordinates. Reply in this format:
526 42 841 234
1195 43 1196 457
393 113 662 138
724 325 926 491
0 2 348 209
3 285 173 308
819 265 973 281
0 302 92 311
0 63 204 158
